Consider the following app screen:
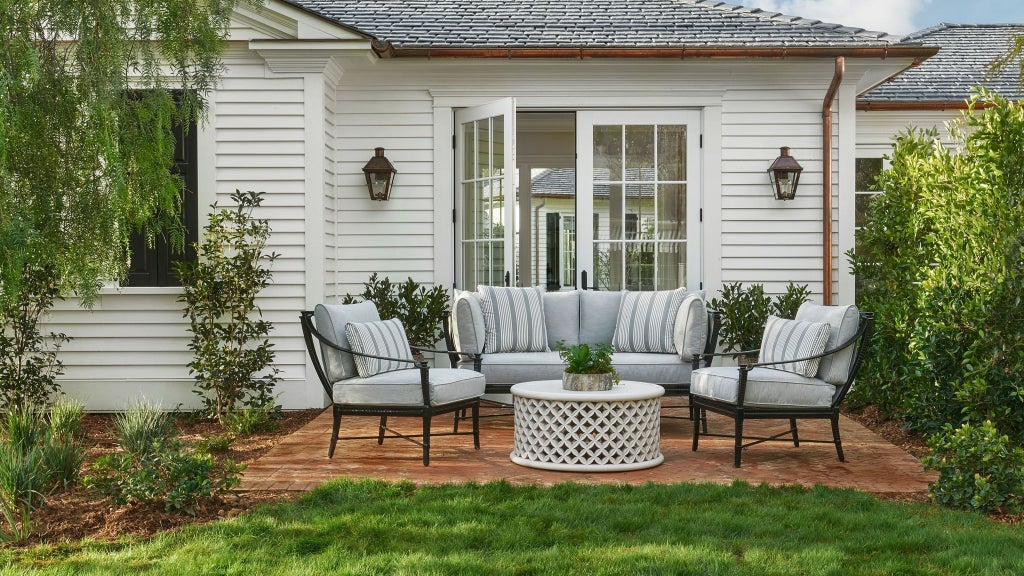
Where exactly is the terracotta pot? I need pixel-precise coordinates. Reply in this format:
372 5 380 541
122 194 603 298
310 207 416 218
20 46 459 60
562 371 614 391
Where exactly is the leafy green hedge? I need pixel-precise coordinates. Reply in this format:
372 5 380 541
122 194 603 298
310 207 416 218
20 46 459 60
850 90 1024 511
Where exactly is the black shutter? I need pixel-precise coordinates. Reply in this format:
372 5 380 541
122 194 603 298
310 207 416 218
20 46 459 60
545 212 560 291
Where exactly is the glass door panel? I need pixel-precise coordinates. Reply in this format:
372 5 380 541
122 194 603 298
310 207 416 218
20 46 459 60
577 110 700 291
455 99 516 289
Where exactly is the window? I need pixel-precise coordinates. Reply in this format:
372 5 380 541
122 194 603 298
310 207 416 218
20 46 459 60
854 157 884 298
125 115 198 287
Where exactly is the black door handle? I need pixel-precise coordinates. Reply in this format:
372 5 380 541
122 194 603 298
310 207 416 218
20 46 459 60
504 271 511 287
581 270 588 290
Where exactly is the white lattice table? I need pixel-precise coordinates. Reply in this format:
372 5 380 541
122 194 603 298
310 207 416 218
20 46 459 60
510 380 664 472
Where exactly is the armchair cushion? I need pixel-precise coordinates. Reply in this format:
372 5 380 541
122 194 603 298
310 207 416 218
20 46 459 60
344 318 414 377
692 366 836 408
758 316 830 377
795 303 861 385
612 288 686 353
478 285 548 353
333 368 485 406
314 301 381 382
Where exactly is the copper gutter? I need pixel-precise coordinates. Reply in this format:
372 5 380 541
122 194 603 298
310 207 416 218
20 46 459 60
821 57 844 305
372 45 936 61
856 100 984 111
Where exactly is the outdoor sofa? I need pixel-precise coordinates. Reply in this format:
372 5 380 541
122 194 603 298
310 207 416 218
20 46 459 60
443 286 721 413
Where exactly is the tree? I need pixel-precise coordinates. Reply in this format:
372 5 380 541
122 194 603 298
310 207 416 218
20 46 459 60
0 1 238 407
987 33 1024 86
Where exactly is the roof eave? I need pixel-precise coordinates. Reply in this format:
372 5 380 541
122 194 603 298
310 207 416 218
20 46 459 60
372 44 939 61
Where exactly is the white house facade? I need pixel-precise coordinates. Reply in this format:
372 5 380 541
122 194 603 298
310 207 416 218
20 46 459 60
41 0 938 410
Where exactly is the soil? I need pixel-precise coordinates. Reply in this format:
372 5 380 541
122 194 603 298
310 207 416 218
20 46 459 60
16 405 1016 547
22 409 320 547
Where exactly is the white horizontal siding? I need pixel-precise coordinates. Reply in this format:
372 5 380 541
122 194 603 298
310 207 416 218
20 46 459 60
856 110 959 151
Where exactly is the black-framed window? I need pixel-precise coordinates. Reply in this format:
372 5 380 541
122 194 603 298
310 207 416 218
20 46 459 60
125 115 198 287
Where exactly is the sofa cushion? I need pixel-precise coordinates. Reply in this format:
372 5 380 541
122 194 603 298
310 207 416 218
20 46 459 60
691 366 836 408
452 289 485 354
333 368 485 406
795 303 861 385
758 316 830 377
313 301 381 382
673 292 708 361
473 352 565 385
579 290 622 345
543 290 580 348
612 289 686 353
611 353 694 387
478 285 548 353
344 318 414 378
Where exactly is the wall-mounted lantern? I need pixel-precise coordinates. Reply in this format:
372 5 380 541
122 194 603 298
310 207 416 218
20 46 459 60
767 146 803 201
362 147 397 201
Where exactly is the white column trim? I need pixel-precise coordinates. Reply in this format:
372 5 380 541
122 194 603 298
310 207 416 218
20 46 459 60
433 106 455 291
837 83 857 305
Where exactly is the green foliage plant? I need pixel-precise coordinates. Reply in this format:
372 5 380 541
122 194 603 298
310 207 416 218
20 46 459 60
924 421 1024 513
556 341 620 383
223 405 279 437
85 402 243 514
849 91 1024 442
342 273 450 347
709 282 812 356
177 190 280 421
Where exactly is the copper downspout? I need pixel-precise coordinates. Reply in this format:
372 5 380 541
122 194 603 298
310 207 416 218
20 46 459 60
821 56 845 305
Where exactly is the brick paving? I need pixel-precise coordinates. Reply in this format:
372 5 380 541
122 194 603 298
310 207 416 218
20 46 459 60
241 405 934 493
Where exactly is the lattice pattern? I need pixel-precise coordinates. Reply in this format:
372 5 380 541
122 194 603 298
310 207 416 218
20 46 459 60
512 396 662 468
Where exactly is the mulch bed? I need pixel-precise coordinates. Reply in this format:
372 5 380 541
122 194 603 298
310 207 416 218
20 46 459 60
22 409 321 547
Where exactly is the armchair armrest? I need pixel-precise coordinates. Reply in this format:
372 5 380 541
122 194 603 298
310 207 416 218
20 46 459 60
693 348 761 369
739 327 865 372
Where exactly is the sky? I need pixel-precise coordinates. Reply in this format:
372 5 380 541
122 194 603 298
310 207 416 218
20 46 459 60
741 0 1024 36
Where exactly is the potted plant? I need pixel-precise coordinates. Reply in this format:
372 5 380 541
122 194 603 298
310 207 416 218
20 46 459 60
556 341 620 391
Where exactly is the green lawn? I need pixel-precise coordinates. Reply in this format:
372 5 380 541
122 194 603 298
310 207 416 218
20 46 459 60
4 479 1023 575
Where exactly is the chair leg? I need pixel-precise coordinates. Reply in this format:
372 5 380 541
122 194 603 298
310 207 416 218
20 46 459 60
422 414 432 466
691 409 701 451
734 411 744 468
453 409 462 434
472 401 480 449
328 409 341 458
790 418 800 447
701 408 708 434
831 414 845 461
378 416 388 445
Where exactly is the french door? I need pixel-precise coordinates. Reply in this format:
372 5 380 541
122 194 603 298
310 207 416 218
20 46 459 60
455 99 516 289
576 110 701 291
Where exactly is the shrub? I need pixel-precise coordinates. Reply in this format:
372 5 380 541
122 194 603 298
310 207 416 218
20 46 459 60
0 265 70 411
176 190 280 420
86 402 244 514
924 421 1024 513
48 398 85 442
223 405 278 436
709 282 811 355
342 273 450 347
849 90 1024 439
195 434 234 454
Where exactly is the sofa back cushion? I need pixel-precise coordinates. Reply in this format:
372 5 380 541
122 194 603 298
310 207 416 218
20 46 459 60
452 289 485 354
543 290 580 348
579 290 622 345
795 302 861 385
313 301 381 383
478 285 549 353
612 289 687 353
673 292 708 361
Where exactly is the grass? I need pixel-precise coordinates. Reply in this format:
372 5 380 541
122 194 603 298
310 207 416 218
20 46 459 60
3 479 1023 575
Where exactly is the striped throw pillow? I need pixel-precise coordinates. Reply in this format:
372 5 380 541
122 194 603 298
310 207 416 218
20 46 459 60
758 316 831 377
344 318 414 378
612 289 686 353
477 285 548 353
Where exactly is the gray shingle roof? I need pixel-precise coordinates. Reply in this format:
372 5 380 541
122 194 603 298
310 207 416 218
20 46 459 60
861 24 1024 103
284 0 918 49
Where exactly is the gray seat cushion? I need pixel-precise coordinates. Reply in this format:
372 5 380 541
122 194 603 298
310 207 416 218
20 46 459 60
473 352 565 385
612 353 694 386
333 368 485 406
691 366 836 408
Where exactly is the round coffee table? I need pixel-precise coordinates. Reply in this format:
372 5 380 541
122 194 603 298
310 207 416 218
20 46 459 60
510 380 664 472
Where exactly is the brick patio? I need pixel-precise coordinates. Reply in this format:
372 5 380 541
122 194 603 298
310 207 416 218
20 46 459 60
241 405 935 493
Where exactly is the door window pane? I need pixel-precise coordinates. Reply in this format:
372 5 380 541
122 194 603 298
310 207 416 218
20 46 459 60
476 118 491 178
625 183 655 239
657 243 685 289
657 184 686 240
657 125 686 181
593 126 622 181
492 116 504 177
625 125 655 181
593 184 622 240
593 242 623 291
625 243 656 291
